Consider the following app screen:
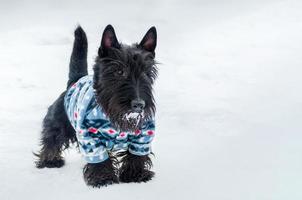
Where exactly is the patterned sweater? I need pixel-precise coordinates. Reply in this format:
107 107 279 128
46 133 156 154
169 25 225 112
64 75 155 163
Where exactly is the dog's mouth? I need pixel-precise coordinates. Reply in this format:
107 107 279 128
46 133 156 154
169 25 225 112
122 111 144 127
108 111 145 132
106 106 152 132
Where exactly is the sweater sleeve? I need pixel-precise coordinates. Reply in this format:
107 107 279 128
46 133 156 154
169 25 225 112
76 100 110 164
76 128 109 163
128 120 155 156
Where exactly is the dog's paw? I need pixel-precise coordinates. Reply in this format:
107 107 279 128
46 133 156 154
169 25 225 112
83 160 118 187
35 159 65 169
120 169 154 183
85 175 118 187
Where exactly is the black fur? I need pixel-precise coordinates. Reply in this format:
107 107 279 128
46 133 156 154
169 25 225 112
94 25 157 132
67 26 88 87
35 91 77 168
118 151 154 183
83 154 119 187
35 25 158 187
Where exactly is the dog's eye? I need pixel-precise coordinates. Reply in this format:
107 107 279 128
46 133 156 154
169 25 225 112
117 70 123 75
115 69 125 77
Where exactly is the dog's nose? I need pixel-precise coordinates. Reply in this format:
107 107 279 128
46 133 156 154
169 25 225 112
131 99 145 113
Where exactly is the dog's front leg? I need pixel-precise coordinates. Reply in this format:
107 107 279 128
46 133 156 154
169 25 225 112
118 151 154 183
83 156 118 187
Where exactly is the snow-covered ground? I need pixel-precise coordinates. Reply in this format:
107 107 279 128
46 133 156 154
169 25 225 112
0 0 302 199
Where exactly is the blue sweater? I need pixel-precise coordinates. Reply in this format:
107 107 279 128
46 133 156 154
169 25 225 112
64 75 155 163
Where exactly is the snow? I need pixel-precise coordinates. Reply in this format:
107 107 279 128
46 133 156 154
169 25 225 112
1 0 302 199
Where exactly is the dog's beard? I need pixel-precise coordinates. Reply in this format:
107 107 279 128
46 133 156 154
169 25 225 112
123 111 144 127
110 111 143 132
95 96 148 132
106 109 149 132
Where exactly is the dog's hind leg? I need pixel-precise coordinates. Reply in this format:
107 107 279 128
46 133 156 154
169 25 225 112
35 92 76 168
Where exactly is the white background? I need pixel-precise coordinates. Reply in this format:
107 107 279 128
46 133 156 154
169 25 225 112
0 0 301 199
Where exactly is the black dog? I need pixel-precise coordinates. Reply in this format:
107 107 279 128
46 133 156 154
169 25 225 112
35 25 158 187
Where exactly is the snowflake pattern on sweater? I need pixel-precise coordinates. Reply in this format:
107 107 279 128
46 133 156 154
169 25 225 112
64 75 155 163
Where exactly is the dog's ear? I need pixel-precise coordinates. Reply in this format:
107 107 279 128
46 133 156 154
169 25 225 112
99 24 120 56
139 26 157 52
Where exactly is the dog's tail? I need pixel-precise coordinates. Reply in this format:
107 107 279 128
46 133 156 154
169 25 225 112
67 25 88 88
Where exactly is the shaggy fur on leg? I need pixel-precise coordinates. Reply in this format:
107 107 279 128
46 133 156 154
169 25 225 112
83 155 119 187
34 92 77 168
118 151 154 183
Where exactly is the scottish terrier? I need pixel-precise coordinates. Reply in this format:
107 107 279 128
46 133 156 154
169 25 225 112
35 25 158 187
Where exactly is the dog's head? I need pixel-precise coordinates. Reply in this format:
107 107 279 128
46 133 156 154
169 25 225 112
93 25 158 132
